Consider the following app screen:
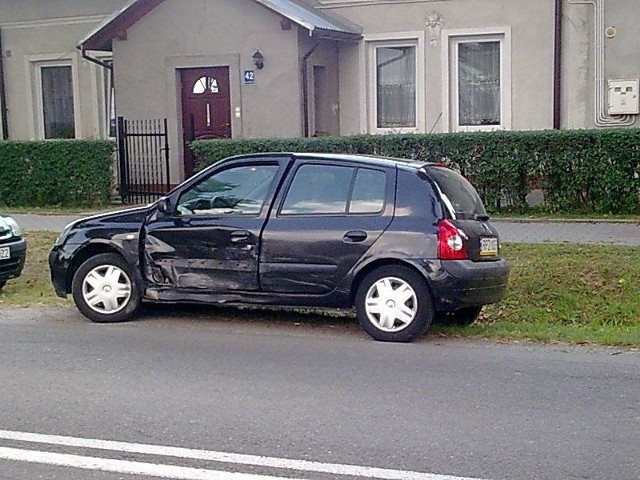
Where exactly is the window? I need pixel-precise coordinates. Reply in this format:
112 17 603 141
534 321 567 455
193 77 219 94
376 46 416 128
457 41 501 126
41 66 75 139
444 29 511 131
281 164 386 215
364 33 425 134
177 164 278 216
350 168 386 213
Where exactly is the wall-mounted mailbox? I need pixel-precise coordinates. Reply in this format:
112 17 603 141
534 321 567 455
608 79 639 115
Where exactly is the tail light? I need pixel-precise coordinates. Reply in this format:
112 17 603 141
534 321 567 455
438 219 468 260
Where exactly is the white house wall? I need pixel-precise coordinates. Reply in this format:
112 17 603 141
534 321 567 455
0 0 127 139
112 0 303 181
321 0 556 133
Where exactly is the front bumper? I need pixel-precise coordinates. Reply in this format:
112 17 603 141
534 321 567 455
49 246 70 298
429 258 510 310
0 238 27 283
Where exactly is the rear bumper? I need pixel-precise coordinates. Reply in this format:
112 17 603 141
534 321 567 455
0 238 27 283
428 258 510 310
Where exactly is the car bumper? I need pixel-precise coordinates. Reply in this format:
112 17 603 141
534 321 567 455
0 238 27 282
428 258 510 310
49 246 70 297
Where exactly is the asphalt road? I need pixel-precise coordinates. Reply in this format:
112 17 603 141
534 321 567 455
0 306 638 480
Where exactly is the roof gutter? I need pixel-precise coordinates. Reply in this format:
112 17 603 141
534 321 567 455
0 29 9 139
78 45 113 71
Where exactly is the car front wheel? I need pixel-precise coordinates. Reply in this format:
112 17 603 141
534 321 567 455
71 253 141 323
355 265 433 342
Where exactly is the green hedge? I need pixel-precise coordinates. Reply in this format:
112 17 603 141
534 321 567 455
191 129 640 214
0 140 114 207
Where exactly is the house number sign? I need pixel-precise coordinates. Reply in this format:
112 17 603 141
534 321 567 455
244 70 255 85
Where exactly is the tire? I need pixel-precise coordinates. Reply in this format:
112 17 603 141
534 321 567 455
71 253 141 323
433 306 482 327
355 265 433 342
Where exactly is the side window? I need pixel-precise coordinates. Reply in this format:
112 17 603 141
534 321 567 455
349 168 386 214
281 165 353 215
177 164 278 216
281 164 387 216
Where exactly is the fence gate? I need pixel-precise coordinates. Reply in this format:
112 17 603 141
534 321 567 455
117 116 171 204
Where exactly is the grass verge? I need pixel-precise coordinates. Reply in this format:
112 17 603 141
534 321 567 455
2 233 638 346
0 231 70 307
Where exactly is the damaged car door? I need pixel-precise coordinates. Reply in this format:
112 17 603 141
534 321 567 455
142 159 287 293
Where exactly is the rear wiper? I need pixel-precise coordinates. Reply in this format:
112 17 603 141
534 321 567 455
474 213 490 221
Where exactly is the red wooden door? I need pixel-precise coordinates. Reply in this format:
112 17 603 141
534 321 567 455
180 67 231 177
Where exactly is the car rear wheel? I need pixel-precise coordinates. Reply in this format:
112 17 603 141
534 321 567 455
71 253 141 323
355 265 433 342
433 306 482 327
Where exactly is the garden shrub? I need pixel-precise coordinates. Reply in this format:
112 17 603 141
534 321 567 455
0 140 114 207
191 129 640 214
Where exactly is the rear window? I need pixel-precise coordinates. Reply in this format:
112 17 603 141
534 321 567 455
424 166 487 220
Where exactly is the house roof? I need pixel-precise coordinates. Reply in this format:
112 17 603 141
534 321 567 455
79 0 362 51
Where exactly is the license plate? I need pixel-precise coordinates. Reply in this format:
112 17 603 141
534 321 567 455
480 237 498 256
0 246 9 260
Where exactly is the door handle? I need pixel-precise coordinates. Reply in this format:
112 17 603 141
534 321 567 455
343 230 368 243
230 230 250 243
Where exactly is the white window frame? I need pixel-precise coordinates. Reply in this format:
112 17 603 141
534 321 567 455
442 27 512 132
361 32 425 134
25 53 81 140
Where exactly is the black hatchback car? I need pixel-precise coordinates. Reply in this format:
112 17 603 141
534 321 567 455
49 153 509 342
0 213 27 290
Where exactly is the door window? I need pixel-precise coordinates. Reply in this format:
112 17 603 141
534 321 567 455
281 164 386 215
177 164 278 216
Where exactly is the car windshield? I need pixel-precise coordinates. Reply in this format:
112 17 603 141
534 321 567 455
423 166 487 220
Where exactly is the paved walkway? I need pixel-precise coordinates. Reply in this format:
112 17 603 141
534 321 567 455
10 212 640 246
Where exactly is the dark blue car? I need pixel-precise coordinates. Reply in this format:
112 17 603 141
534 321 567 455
49 153 509 342
0 214 27 290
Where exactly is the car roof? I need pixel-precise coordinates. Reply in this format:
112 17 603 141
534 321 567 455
232 152 433 170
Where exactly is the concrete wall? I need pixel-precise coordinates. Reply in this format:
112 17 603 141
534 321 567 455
322 0 556 133
298 33 341 136
0 0 127 139
112 0 304 181
561 0 640 129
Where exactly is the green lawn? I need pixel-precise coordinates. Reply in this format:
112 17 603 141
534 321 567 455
2 232 638 346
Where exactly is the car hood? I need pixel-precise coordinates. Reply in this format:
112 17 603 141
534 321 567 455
65 206 151 233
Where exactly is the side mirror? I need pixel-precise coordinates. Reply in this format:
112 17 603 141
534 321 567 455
156 197 172 215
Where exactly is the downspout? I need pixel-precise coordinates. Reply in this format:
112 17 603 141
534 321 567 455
553 0 563 129
301 42 320 137
0 29 9 139
567 0 635 126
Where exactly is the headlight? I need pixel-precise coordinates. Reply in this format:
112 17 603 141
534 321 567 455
54 220 78 246
2 216 22 237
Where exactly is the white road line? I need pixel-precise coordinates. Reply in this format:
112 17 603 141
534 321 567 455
0 429 491 480
0 447 300 480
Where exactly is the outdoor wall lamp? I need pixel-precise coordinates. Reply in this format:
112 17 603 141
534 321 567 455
252 50 264 70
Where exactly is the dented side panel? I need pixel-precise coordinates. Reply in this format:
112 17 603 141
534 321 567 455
142 216 263 291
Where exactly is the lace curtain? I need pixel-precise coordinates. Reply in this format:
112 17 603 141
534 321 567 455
458 41 501 126
376 46 416 128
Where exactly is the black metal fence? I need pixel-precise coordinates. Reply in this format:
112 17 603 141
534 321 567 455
117 117 170 204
